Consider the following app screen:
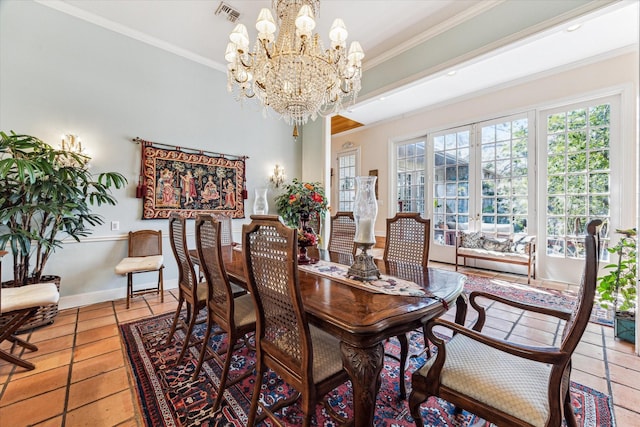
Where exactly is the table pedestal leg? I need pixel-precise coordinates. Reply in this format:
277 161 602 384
340 341 384 427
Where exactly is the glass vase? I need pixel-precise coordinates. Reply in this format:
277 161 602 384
253 187 268 215
353 176 378 245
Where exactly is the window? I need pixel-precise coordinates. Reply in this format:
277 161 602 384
396 139 425 213
433 130 470 245
480 118 530 234
337 150 358 211
431 115 531 246
545 102 611 259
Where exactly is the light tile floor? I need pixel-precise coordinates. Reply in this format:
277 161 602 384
0 264 639 426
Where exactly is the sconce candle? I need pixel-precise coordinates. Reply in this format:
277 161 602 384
270 164 285 188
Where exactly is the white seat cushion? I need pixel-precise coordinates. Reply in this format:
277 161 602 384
1 283 60 313
458 247 529 262
418 333 552 426
115 255 164 275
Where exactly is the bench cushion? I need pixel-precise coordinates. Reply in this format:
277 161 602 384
458 247 530 263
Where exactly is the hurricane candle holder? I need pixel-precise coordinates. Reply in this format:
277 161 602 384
348 176 381 281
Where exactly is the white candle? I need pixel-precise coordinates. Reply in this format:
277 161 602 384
355 218 374 244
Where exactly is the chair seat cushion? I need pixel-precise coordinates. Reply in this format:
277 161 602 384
419 334 552 427
1 283 60 313
232 294 256 327
115 255 164 275
309 325 344 382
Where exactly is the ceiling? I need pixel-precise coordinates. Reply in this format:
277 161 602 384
40 0 638 130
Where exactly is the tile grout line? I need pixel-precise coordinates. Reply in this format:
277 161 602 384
60 307 80 427
600 324 614 403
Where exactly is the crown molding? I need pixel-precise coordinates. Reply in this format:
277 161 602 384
35 0 227 72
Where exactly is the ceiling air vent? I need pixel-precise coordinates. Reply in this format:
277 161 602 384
215 2 240 23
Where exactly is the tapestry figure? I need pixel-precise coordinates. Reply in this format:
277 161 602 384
181 170 197 205
158 168 178 206
201 175 220 203
224 179 236 209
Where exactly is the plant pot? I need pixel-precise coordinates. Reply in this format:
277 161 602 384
0 275 61 332
614 313 636 344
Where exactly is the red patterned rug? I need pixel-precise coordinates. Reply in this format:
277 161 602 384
463 274 614 326
121 275 615 427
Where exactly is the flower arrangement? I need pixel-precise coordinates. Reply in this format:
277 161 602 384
275 178 328 228
298 228 318 247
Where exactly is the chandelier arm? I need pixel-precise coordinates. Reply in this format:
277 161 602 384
237 54 255 70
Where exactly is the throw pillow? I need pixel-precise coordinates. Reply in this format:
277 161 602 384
460 231 484 248
482 237 512 252
512 235 535 253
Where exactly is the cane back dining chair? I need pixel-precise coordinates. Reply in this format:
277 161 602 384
327 211 357 264
383 212 431 399
409 220 602 427
384 212 431 266
0 251 60 370
191 215 256 411
165 213 208 365
114 229 164 309
190 213 236 283
242 215 351 426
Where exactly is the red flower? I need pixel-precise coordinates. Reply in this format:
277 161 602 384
288 194 297 204
311 192 323 203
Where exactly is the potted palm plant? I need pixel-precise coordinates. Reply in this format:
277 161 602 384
0 131 127 329
597 228 637 343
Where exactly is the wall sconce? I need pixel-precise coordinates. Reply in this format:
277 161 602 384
59 133 89 167
270 164 285 188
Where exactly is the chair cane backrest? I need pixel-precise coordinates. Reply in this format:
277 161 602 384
195 215 233 320
242 215 311 375
128 230 162 257
213 213 234 246
328 212 356 256
169 214 197 294
384 212 431 266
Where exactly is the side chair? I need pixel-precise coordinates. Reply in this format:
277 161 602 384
192 215 256 413
383 212 431 399
165 213 208 365
409 219 602 427
327 211 357 264
242 215 351 427
114 229 164 309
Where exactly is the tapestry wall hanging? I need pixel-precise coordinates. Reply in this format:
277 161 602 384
137 139 246 219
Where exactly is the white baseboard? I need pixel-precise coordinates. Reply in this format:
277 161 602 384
59 279 179 310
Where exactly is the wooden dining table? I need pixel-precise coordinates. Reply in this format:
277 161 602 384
193 246 467 427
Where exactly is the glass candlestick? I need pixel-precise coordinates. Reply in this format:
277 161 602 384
253 187 268 215
348 176 381 281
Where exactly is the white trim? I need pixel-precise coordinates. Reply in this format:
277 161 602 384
59 279 178 310
35 0 226 72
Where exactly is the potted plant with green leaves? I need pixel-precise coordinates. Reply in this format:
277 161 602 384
597 228 637 343
0 131 127 329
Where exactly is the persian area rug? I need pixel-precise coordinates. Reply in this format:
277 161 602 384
463 274 614 326
121 311 615 426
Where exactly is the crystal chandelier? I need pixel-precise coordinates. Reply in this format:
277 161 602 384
225 0 365 129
